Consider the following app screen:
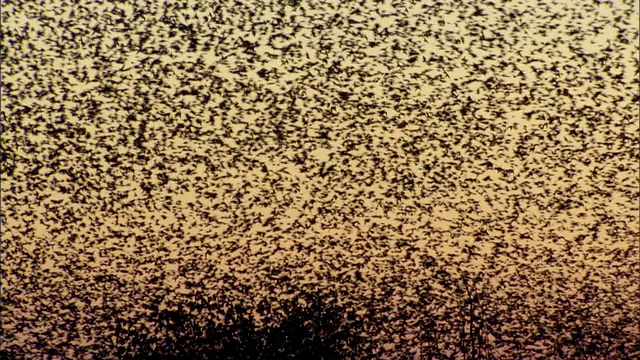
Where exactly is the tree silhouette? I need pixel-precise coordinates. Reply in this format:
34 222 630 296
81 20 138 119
118 289 363 360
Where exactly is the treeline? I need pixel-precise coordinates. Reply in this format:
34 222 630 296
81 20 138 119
1 280 637 359
116 290 359 360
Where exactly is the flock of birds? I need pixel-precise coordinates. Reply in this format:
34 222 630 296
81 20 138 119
2 0 639 358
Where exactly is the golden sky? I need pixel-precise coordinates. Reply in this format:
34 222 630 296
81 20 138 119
1 0 639 358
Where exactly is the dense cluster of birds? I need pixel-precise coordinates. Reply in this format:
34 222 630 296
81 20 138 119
2 0 639 358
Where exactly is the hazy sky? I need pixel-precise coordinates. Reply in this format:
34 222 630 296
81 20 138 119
2 0 639 358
